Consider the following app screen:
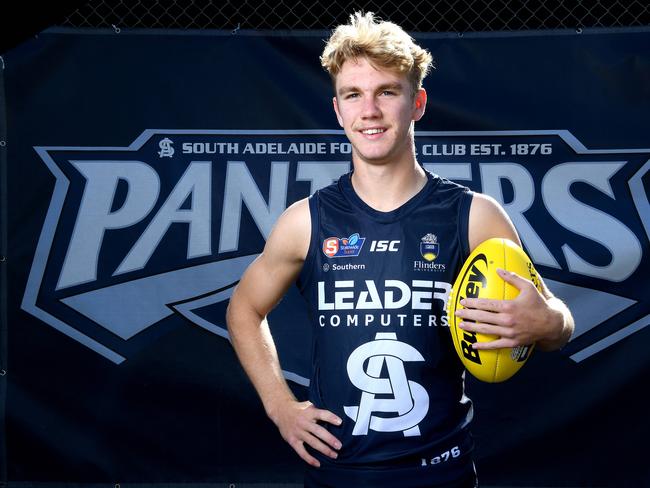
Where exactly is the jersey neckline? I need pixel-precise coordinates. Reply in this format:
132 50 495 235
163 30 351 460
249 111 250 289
339 168 439 223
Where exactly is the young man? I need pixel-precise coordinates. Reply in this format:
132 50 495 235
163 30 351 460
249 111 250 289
226 12 573 488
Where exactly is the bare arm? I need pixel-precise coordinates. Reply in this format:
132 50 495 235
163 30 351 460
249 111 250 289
456 193 574 352
226 198 341 467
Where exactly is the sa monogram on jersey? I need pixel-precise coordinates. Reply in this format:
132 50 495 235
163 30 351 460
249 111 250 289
344 332 429 437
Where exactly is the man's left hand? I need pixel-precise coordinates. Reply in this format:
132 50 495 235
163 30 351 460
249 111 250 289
454 268 564 350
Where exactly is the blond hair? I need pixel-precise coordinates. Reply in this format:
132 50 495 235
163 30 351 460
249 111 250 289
320 11 433 95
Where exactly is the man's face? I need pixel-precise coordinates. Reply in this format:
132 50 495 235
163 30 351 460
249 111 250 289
333 57 426 167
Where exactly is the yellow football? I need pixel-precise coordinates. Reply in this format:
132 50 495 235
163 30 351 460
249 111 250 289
447 238 542 383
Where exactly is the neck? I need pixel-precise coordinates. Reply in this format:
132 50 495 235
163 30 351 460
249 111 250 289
350 158 427 212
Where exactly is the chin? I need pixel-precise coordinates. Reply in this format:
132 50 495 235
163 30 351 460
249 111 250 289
355 153 394 166
352 146 393 163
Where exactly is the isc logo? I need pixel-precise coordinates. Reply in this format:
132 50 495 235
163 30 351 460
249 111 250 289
370 240 400 252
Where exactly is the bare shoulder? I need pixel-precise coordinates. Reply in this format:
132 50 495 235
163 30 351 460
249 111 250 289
468 193 521 251
264 197 311 264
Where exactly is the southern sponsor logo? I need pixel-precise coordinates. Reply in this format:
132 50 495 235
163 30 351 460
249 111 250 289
322 262 366 272
323 233 366 258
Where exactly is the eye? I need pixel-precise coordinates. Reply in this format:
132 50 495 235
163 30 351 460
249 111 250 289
381 90 396 96
345 92 360 99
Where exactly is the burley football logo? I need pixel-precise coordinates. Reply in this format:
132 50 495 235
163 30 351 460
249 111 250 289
21 129 650 374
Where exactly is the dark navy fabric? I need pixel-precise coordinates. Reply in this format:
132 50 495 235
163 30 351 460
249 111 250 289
297 170 475 486
304 461 479 488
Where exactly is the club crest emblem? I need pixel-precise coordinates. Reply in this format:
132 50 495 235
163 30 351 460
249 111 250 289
420 233 439 262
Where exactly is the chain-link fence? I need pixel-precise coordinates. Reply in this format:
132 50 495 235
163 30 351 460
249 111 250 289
61 0 650 32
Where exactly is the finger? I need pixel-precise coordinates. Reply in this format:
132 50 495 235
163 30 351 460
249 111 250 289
497 268 533 290
313 408 343 427
292 440 321 467
459 321 514 339
307 422 342 451
303 432 339 459
455 308 511 327
460 297 507 313
472 337 517 350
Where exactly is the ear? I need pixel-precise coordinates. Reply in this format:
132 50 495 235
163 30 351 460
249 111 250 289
332 96 344 127
413 88 427 122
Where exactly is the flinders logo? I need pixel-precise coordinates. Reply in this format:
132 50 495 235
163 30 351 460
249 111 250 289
414 233 445 272
420 233 439 261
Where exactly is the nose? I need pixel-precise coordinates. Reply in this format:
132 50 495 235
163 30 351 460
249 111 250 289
360 95 381 119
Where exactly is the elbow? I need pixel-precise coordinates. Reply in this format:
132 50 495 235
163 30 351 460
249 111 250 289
225 291 263 341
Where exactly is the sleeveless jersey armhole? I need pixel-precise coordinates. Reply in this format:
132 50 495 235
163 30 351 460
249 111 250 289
296 192 320 292
458 189 473 261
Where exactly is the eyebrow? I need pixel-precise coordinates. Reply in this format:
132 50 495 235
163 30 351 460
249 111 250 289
337 82 405 96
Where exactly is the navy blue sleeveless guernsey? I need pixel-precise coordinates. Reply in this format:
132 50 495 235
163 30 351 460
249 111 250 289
297 170 476 487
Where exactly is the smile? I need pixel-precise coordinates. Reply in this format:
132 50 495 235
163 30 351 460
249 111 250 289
360 128 386 135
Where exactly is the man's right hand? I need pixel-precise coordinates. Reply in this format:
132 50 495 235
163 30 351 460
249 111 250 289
270 400 343 468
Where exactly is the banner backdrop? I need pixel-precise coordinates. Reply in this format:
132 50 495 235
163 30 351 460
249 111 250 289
1 27 649 486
